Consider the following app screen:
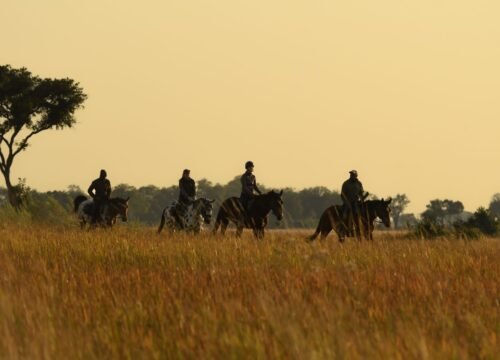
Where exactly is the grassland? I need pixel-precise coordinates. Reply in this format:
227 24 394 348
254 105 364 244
0 224 498 359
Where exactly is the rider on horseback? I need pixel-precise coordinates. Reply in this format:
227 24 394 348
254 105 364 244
341 170 368 235
88 169 112 224
176 169 196 229
240 161 262 213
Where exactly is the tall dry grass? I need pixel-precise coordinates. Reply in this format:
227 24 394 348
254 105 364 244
0 224 498 359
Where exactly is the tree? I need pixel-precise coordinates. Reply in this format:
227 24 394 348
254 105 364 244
421 199 464 225
465 207 498 236
488 193 500 218
390 193 410 228
0 65 86 208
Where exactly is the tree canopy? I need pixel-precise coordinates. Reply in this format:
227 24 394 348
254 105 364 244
0 65 87 207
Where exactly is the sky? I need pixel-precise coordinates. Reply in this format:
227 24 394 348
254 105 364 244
2 0 499 213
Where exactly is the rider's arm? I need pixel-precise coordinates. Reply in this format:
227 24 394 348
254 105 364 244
88 182 96 198
254 181 262 195
341 182 348 203
358 181 365 197
241 175 251 195
191 180 197 199
179 181 189 199
106 181 112 198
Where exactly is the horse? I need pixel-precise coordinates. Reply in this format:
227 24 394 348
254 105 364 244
308 198 392 242
74 195 129 228
157 198 215 234
212 190 284 239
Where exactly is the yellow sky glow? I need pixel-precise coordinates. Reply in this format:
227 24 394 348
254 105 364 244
2 0 500 213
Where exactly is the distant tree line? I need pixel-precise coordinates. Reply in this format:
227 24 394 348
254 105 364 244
1 179 499 236
0 177 343 228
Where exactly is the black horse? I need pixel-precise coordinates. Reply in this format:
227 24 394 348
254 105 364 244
213 190 284 239
74 195 129 228
308 198 392 242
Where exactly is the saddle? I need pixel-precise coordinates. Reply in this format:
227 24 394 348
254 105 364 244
171 201 193 228
83 202 94 215
83 200 107 221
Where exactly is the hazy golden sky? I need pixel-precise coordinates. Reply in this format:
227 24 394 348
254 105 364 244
2 0 500 213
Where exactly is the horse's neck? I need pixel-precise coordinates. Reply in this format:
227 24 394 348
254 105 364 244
105 202 119 219
251 197 271 217
187 206 202 224
364 203 378 223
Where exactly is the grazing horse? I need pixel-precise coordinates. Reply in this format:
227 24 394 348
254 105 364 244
157 198 215 234
213 190 284 239
308 198 392 242
74 195 129 228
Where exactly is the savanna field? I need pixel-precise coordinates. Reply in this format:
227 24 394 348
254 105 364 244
0 224 498 359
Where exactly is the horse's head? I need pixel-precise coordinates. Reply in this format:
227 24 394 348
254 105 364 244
109 197 130 222
267 190 284 221
375 198 392 227
195 198 216 224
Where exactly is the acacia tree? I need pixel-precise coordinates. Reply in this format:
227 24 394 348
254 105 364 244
421 199 464 225
390 193 410 228
489 193 500 217
0 65 87 208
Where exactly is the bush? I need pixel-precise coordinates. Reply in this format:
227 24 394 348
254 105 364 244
412 220 450 239
464 207 498 236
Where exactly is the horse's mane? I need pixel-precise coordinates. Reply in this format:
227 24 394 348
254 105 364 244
109 197 129 204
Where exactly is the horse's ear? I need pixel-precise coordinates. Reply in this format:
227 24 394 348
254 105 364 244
126 196 130 202
386 197 392 204
279 190 283 196
381 197 384 202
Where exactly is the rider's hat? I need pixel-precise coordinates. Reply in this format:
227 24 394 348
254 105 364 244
349 170 358 176
183 169 190 174
245 161 254 169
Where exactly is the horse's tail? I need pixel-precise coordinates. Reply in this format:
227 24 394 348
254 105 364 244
308 220 321 241
74 195 88 213
308 207 334 241
158 207 168 234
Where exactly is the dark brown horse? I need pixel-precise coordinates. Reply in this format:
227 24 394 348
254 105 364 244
213 190 284 239
308 198 392 242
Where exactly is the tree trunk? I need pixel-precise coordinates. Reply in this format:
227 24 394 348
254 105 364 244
393 214 400 229
2 169 23 210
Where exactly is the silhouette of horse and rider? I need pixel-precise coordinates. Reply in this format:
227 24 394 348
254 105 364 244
74 165 390 240
157 169 215 234
309 170 392 242
73 169 129 228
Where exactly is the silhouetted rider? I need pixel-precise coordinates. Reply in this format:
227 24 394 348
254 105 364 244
341 170 368 233
240 161 262 211
176 169 196 228
88 169 112 223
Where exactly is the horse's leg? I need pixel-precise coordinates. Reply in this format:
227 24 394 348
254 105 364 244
212 219 220 234
221 221 228 235
353 216 362 241
252 227 264 239
321 227 332 241
368 224 374 240
332 223 345 243
213 209 227 235
236 226 244 238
